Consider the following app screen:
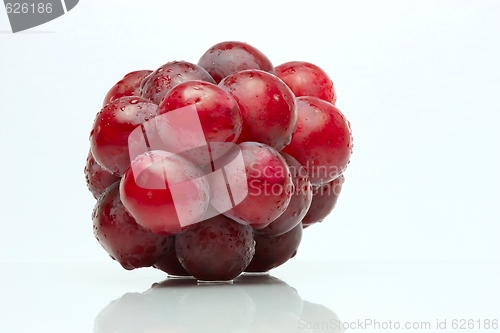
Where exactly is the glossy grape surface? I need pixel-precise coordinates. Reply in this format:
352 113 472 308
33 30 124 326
282 96 352 185
223 142 293 229
153 236 191 277
119 150 210 235
198 41 275 83
275 61 336 104
220 69 298 151
303 175 344 228
84 149 120 199
158 80 242 145
92 182 170 270
175 214 255 281
245 222 303 273
256 153 312 236
90 96 158 176
141 61 215 104
103 70 152 106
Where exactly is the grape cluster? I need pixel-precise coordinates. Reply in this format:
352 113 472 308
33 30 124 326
85 41 353 281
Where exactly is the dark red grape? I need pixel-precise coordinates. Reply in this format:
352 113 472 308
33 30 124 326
303 175 344 228
275 61 337 104
198 41 275 83
84 149 120 199
153 236 191 277
92 182 170 270
175 214 255 281
282 96 352 186
140 61 215 104
103 70 153 106
256 153 312 236
90 96 158 176
219 69 298 151
245 222 303 273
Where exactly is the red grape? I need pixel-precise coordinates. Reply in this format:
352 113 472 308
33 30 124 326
303 175 344 228
282 96 352 186
90 96 158 176
87 40 353 276
256 153 312 237
245 222 303 273
223 142 293 229
275 61 337 104
84 149 120 199
175 214 255 281
153 236 191 277
158 80 243 145
102 70 153 106
198 41 275 83
140 61 215 104
92 182 170 270
220 69 298 150
119 150 210 235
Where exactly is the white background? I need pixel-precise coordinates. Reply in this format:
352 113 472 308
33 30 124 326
1 0 499 264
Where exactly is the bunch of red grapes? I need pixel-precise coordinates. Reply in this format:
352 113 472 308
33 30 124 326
85 41 353 281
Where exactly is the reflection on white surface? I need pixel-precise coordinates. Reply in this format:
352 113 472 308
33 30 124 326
2 261 498 333
94 274 344 333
